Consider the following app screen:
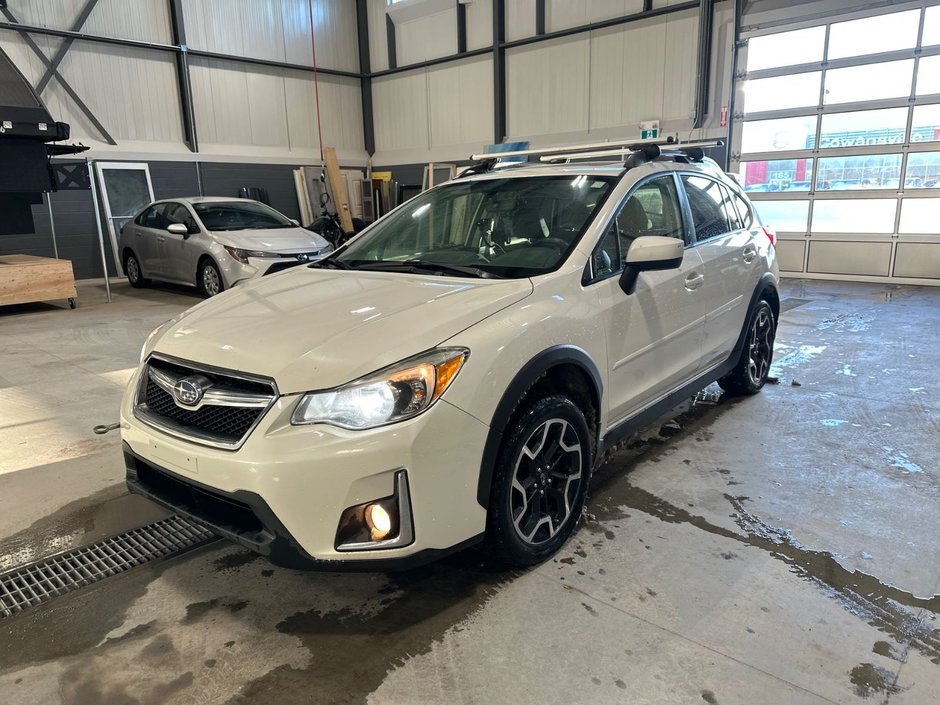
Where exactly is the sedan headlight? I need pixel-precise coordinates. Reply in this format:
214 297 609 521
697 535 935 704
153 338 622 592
224 246 280 264
292 348 469 430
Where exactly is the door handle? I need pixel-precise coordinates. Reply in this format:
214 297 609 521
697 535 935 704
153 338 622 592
684 272 705 291
156 236 166 243
742 245 757 263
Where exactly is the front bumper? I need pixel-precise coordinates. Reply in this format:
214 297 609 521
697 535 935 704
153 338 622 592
120 366 489 569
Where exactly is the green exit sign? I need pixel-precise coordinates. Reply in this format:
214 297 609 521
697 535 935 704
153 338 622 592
641 128 658 139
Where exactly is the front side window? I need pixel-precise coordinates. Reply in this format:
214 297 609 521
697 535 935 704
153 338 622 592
136 204 166 229
193 201 294 231
589 176 684 281
682 175 733 242
334 175 614 279
164 203 197 232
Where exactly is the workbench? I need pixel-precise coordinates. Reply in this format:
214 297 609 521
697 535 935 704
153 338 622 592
0 255 77 309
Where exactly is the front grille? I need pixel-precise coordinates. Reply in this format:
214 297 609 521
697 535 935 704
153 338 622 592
135 355 277 449
144 380 261 442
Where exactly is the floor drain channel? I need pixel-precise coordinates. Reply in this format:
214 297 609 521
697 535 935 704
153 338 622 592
0 515 217 618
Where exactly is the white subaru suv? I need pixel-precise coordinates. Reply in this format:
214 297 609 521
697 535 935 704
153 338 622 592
121 141 779 570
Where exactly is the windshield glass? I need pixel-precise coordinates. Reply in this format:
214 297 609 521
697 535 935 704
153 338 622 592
334 175 615 278
193 201 294 231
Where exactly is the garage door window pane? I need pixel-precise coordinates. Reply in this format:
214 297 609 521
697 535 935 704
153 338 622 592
752 200 809 232
743 72 821 113
811 200 897 233
740 116 817 153
827 10 920 60
818 108 909 149
911 104 940 143
916 56 940 96
899 199 940 233
904 153 940 188
816 154 902 190
747 27 825 71
738 159 814 192
923 6 940 47
823 60 914 105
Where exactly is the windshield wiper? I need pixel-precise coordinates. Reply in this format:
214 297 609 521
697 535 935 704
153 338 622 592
308 257 353 270
354 260 503 279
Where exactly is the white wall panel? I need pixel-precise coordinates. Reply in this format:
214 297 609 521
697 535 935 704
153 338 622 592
397 8 458 66
373 69 430 153
428 56 494 147
547 0 644 31
466 0 494 50
182 0 358 72
661 11 696 120
285 74 364 152
11 0 171 43
507 36 590 138
368 0 389 72
47 42 182 145
506 0 538 41
191 58 363 155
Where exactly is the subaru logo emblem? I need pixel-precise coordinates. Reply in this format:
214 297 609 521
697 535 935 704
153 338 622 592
174 376 208 406
296 253 309 262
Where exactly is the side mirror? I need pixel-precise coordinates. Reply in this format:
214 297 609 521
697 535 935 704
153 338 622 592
166 223 189 236
619 236 683 295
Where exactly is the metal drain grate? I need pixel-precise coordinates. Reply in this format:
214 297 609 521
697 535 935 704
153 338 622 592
0 516 217 618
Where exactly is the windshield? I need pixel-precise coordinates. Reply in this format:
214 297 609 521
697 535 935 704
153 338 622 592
193 201 295 231
333 175 614 278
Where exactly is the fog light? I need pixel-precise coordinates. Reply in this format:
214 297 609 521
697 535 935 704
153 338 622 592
366 503 392 541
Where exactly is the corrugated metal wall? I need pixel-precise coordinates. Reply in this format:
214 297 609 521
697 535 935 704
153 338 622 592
0 0 364 161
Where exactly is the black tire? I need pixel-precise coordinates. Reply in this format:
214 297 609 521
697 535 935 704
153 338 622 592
124 251 149 288
198 258 224 297
718 299 776 395
487 395 592 566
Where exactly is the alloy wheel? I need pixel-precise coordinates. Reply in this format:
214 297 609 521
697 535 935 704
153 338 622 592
510 418 583 545
747 307 773 385
202 265 221 296
127 256 140 283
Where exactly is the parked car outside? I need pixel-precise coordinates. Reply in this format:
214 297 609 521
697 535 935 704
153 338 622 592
121 150 779 570
119 197 332 296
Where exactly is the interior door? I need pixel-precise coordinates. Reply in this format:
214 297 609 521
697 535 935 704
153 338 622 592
593 174 706 424
95 162 155 274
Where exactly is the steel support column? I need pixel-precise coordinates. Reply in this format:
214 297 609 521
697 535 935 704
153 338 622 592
693 0 715 129
457 0 467 53
386 14 397 70
169 0 198 153
493 0 506 144
356 0 374 156
535 0 546 36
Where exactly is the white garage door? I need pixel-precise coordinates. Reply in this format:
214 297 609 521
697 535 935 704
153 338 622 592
732 1 940 284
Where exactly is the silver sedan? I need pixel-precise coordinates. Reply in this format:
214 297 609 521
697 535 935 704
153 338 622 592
118 197 332 296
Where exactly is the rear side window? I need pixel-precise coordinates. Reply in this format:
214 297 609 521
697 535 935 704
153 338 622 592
681 175 732 241
728 187 755 229
719 183 744 231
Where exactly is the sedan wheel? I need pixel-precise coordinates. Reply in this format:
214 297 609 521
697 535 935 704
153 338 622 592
200 261 223 297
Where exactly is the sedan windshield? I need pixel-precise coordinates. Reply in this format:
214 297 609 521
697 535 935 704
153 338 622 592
332 175 614 278
193 201 294 231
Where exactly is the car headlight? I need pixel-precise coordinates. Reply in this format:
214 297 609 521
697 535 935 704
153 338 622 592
292 348 469 430
224 246 281 264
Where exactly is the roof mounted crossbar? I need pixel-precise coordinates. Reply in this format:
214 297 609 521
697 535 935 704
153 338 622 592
540 139 723 164
465 137 723 173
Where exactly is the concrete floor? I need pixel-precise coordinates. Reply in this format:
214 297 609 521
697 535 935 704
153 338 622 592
0 277 938 705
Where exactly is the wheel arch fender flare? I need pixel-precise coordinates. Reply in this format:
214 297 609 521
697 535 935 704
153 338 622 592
475 345 603 509
732 273 779 359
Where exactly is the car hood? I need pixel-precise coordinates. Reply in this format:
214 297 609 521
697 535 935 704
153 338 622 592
212 227 330 253
150 268 533 393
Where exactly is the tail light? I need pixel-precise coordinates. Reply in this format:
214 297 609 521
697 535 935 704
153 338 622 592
761 226 777 248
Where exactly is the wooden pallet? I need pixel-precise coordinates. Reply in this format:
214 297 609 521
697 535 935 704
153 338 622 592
0 255 77 309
